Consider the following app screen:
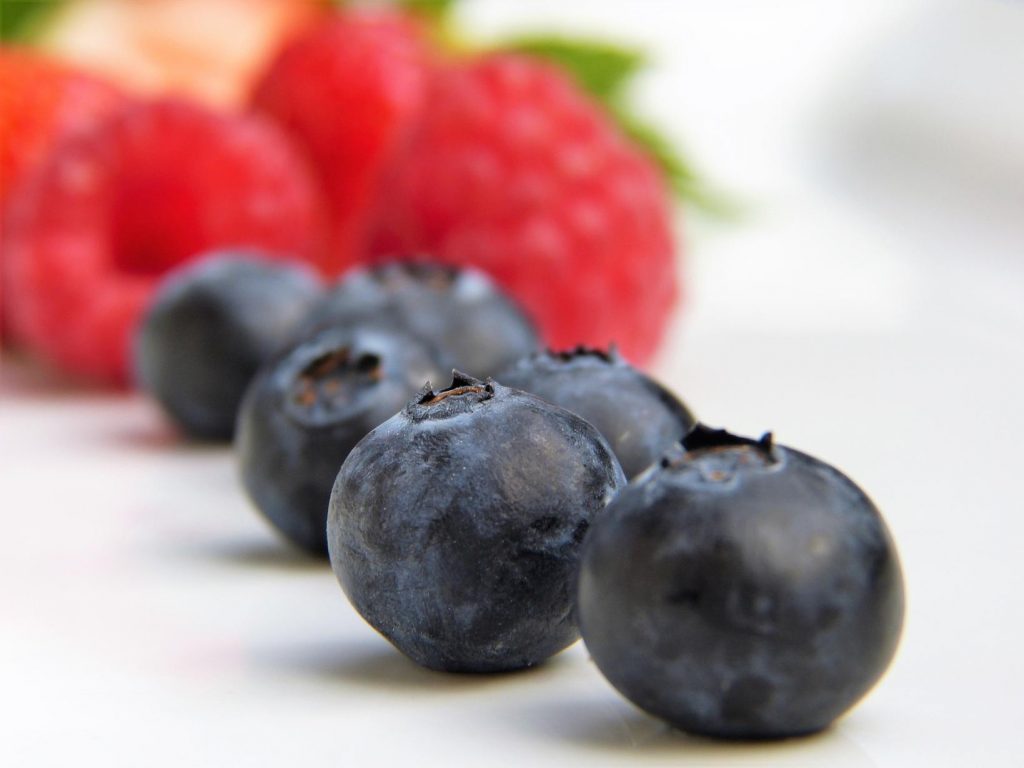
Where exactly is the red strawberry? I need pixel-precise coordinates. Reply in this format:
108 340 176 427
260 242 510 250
251 11 433 271
2 98 325 384
0 48 124 210
370 54 679 365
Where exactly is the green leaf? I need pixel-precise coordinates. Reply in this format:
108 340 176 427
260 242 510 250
0 0 62 42
395 0 461 22
501 35 645 101
497 34 733 214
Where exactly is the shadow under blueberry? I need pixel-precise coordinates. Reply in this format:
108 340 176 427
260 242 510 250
107 419 199 451
193 536 329 573
508 694 877 765
255 638 572 694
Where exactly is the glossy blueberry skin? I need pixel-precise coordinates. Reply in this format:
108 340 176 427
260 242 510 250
578 426 905 739
498 347 695 479
236 325 443 555
328 372 627 672
135 254 321 440
301 262 539 378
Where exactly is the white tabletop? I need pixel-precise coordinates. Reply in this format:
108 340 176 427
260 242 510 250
3 1 1023 765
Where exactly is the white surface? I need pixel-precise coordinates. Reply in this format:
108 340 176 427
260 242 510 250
3 1 1024 766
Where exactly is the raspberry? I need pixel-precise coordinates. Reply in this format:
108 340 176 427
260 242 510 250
370 55 679 365
252 11 432 271
0 48 123 210
2 98 325 384
0 49 124 337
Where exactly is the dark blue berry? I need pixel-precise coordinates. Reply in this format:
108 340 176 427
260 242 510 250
236 325 444 555
498 346 695 479
578 425 905 739
301 261 539 378
328 372 626 672
135 253 322 440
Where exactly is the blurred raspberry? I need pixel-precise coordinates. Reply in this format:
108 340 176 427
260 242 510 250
370 55 679 365
0 47 124 341
2 98 325 384
0 47 123 211
251 10 433 271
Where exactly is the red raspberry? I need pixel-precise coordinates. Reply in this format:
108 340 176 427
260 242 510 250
0 48 123 210
2 98 325 384
370 54 679 365
0 49 124 338
252 11 433 271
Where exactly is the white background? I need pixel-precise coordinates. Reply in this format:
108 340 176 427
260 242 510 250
3 1 1023 765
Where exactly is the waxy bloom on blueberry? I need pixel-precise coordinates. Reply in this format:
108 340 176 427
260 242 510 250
578 425 905 739
328 372 626 672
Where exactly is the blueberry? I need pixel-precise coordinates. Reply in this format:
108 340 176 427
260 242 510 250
328 371 626 672
578 425 905 739
498 347 696 479
135 253 321 440
301 261 539 378
236 325 444 555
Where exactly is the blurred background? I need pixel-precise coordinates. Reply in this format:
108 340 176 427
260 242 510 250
2 1 1022 765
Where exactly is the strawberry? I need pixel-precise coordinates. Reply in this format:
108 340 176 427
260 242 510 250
2 98 326 384
369 54 679 365
251 10 434 272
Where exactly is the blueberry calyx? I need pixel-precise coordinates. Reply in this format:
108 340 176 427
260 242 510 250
374 260 458 292
520 345 626 370
547 344 620 364
285 346 383 424
409 370 495 419
417 370 494 404
659 424 779 482
681 424 775 455
417 382 491 405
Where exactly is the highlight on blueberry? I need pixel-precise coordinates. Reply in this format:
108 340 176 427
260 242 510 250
235 324 444 555
498 346 695 479
300 261 539 378
135 252 322 440
577 424 905 739
327 371 626 672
